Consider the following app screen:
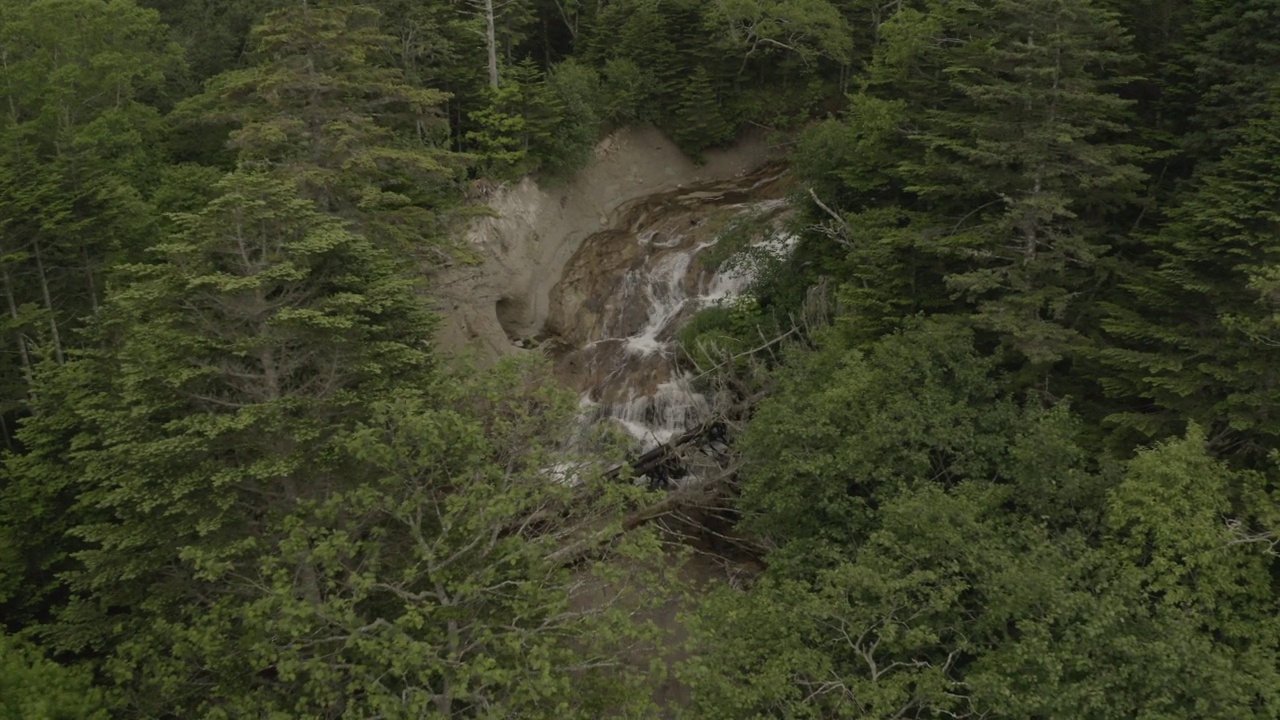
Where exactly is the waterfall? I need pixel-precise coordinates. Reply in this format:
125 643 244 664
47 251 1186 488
547 169 793 451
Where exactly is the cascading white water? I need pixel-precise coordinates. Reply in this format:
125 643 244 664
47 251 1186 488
588 380 711 447
551 178 793 451
619 249 697 355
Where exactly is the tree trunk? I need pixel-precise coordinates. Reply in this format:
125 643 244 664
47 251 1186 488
83 244 99 314
1 261 38 406
31 240 64 365
485 0 500 89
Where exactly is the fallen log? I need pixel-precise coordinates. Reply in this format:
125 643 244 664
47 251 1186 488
601 416 721 483
546 476 720 567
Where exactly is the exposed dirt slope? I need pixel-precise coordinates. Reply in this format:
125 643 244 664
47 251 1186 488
433 126 778 365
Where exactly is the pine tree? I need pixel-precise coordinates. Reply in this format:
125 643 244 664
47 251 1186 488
22 170 669 716
897 0 1146 362
1180 0 1280 160
35 168 428 669
799 0 1145 362
0 0 180 405
174 3 465 256
464 57 564 176
672 66 734 158
1101 94 1280 456
584 0 695 122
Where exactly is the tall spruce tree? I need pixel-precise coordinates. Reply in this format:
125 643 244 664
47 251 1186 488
17 171 665 717
903 0 1144 361
0 0 182 628
173 3 464 257
0 0 181 407
48 171 437 654
1180 0 1280 161
800 0 1145 362
1101 93 1280 456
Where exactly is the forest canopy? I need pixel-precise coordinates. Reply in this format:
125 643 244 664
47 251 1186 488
2 0 1279 717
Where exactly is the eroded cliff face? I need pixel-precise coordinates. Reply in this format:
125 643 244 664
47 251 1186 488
435 126 790 446
547 168 791 443
434 127 777 363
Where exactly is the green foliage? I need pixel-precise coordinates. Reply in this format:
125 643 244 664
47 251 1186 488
12 169 668 716
6 0 1280 716
968 430 1280 719
677 298 764 371
0 0 181 397
672 67 735 158
45 172 439 650
587 0 687 107
685 477 1099 718
706 0 854 72
734 319 1098 558
172 3 465 254
0 633 106 720
466 58 564 177
106 358 664 718
1101 96 1280 454
1180 0 1280 159
541 59 604 177
140 0 281 85
684 322 1280 717
599 58 657 125
465 57 603 179
792 96 905 207
795 0 1147 363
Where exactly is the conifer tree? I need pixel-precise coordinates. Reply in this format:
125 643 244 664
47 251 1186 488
672 66 735 157
584 0 705 126
801 0 1145 362
465 58 564 176
17 171 666 716
175 3 464 256
1180 0 1280 160
1101 94 1280 455
0 0 180 403
902 0 1144 361
49 172 437 654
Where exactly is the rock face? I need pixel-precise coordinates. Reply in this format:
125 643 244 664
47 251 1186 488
547 168 791 440
435 126 791 448
434 127 777 365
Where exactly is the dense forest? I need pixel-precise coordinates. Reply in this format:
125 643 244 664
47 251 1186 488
2 0 1280 717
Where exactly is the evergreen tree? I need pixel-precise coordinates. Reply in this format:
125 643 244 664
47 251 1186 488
18 169 667 716
16 170 668 716
906 0 1144 361
672 67 735 158
174 3 465 256
800 0 1145 362
0 0 181 408
582 0 705 128
1101 94 1280 456
542 58 603 176
1180 0 1280 160
465 58 564 176
139 0 284 85
45 172 437 658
